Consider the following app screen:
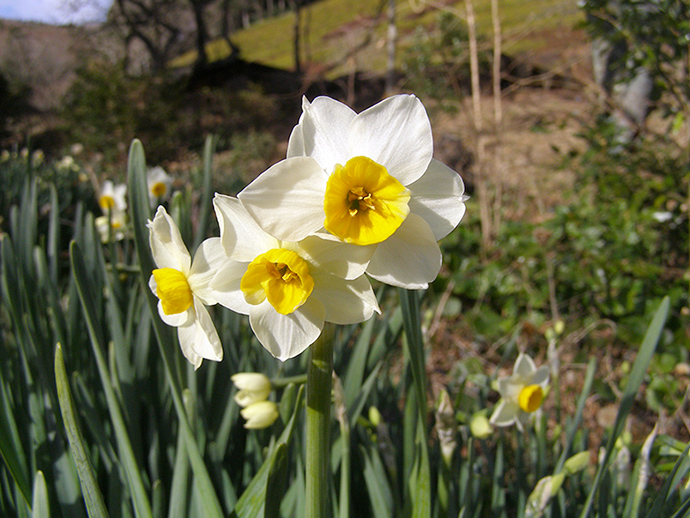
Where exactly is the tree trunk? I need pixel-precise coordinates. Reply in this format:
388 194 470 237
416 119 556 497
191 0 209 70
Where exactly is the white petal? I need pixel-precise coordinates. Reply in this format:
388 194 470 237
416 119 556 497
514 353 537 378
295 233 374 280
209 261 253 315
286 117 305 157
515 412 529 432
249 298 325 361
297 96 356 171
238 158 328 242
177 299 223 369
408 159 468 240
148 206 191 273
188 237 227 304
158 301 194 327
175 328 203 370
489 399 519 427
497 377 522 401
531 366 550 388
312 272 380 325
113 183 128 212
213 194 278 261
365 214 441 289
348 95 433 185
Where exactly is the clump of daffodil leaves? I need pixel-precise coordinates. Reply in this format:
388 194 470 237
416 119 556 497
148 94 467 366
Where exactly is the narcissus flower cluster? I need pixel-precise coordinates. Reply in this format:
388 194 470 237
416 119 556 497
148 94 467 366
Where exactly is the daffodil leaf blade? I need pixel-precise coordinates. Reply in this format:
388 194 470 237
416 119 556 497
31 471 49 518
54 344 109 518
361 444 394 517
263 443 289 518
70 241 153 518
193 135 217 251
579 296 670 518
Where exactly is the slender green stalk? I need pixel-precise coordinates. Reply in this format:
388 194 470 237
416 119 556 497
306 323 334 518
271 374 308 389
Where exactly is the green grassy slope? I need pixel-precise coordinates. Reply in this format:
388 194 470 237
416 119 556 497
171 0 582 77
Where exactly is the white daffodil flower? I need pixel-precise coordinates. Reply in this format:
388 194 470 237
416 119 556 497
95 211 128 243
240 400 280 429
490 353 550 432
148 206 226 369
210 194 380 361
238 94 467 289
99 180 128 215
231 373 272 407
147 166 173 208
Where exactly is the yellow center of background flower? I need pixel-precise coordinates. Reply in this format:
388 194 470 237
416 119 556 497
240 249 314 315
153 268 193 315
99 195 115 210
151 182 167 197
518 384 544 413
323 156 410 246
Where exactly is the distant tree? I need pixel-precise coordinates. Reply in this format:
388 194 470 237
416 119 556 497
582 0 690 140
107 0 189 72
189 0 212 70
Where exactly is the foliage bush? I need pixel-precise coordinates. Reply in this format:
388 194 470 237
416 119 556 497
62 62 282 165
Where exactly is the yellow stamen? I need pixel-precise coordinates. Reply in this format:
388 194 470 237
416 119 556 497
99 195 115 210
151 182 167 197
241 249 314 315
518 384 544 413
324 156 410 246
153 268 193 315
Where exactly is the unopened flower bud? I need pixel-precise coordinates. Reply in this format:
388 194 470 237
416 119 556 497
563 451 590 475
469 412 492 439
368 406 382 427
232 373 272 407
240 401 279 429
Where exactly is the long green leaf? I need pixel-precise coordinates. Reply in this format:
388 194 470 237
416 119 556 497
54 344 109 518
264 443 289 518
127 139 225 518
0 236 32 507
553 358 597 474
193 135 218 251
31 471 49 518
644 441 690 518
70 241 152 518
579 296 670 518
361 444 393 518
398 288 431 518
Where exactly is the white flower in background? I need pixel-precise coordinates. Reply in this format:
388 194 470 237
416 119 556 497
240 400 279 429
210 194 379 361
490 353 549 431
238 94 467 289
147 166 173 208
99 180 127 214
231 373 272 407
32 150 44 165
57 155 77 172
95 211 128 243
148 206 226 369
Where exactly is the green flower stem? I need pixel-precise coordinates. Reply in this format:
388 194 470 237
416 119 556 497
306 323 335 518
271 374 308 388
